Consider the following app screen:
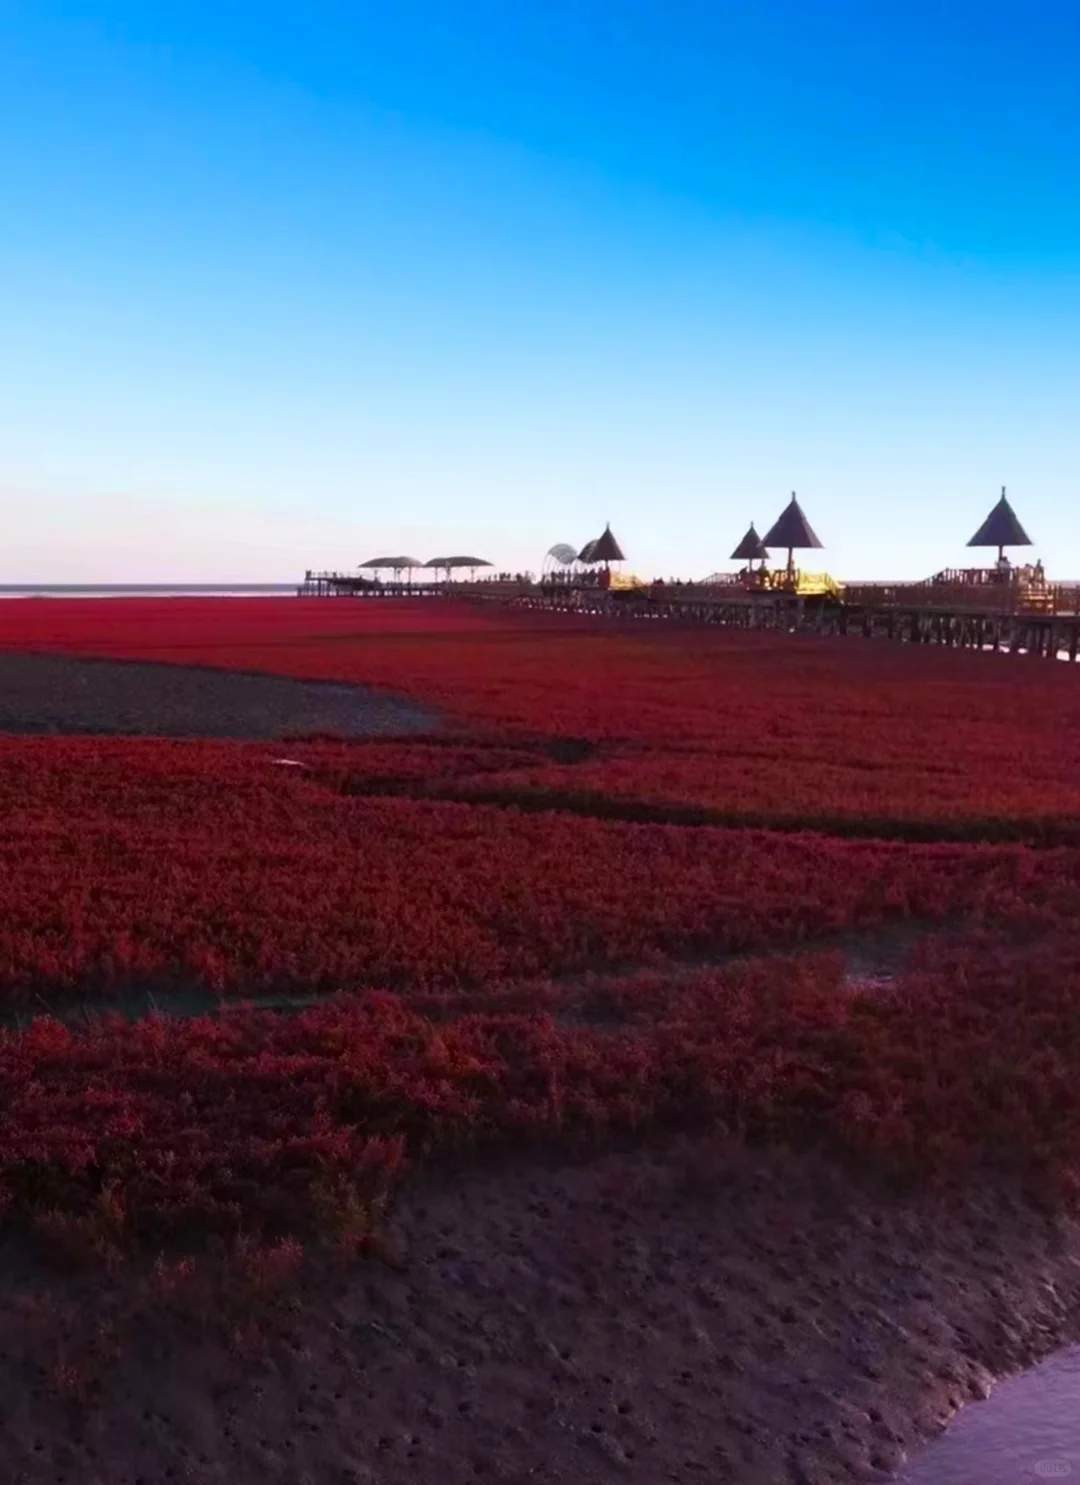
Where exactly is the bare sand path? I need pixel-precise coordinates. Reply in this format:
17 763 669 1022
3 1138 1080 1483
0 653 437 738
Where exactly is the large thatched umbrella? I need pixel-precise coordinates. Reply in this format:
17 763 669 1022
967 487 1032 565
762 493 823 575
424 555 494 581
579 524 625 569
359 555 423 581
730 522 769 569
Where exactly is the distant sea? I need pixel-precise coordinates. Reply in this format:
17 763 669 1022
0 584 296 599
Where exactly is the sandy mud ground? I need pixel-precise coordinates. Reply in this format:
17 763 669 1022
0 653 436 737
3 1138 1080 1484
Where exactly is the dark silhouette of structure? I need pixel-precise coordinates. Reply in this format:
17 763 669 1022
579 524 625 566
730 522 769 569
359 555 422 580
762 493 824 576
968 487 1033 566
424 556 494 580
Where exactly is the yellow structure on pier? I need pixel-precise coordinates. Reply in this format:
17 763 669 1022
727 494 842 598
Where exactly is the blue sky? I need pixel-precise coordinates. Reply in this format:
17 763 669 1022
1 1 1079 580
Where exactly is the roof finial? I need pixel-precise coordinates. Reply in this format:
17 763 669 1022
1001 485 1006 498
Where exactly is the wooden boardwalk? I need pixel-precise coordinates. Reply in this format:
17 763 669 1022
297 572 532 600
516 582 1080 659
295 570 1080 659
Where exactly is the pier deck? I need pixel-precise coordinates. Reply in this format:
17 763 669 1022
517 581 1080 659
297 570 1080 659
297 571 532 600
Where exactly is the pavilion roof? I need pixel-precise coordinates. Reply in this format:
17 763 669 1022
967 489 1032 548
762 493 824 550
730 522 769 561
580 524 625 563
359 555 422 569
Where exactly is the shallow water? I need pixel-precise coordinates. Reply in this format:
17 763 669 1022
898 1345 1080 1483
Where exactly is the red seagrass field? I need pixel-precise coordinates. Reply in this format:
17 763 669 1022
0 597 1079 1256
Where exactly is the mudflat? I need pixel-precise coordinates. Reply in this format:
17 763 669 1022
0 652 436 738
4 1139 1079 1484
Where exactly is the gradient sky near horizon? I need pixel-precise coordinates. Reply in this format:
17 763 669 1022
2 1 1079 581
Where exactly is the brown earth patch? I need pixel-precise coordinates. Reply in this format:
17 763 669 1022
2 1137 1078 1483
0 653 437 738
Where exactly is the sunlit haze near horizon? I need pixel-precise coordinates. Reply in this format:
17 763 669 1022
2 2 1079 582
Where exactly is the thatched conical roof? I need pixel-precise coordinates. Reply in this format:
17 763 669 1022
762 493 823 550
580 525 625 563
967 488 1032 549
730 522 769 562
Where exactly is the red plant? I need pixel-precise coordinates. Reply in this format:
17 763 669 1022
0 928 1079 1252
0 730 1059 997
0 598 1077 831
0 598 1070 1255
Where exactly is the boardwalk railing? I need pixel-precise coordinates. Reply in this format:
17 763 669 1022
844 580 1080 617
298 571 535 599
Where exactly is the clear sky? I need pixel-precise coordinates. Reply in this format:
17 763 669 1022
2 1 1079 581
